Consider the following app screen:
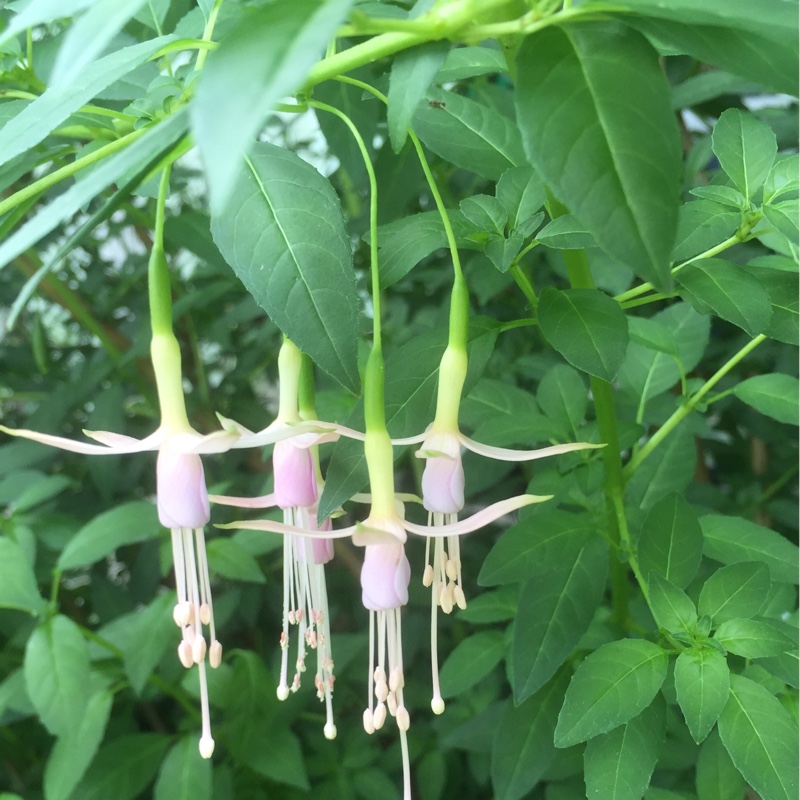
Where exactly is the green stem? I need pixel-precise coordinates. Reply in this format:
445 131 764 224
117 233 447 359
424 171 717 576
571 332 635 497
149 167 173 336
0 126 148 218
510 263 538 309
626 334 767 476
499 318 537 332
196 0 225 70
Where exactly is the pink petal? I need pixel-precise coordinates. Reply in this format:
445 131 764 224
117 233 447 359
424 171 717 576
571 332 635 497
0 425 147 455
361 543 410 611
209 493 277 509
458 434 605 462
421 453 465 514
273 439 317 508
83 428 164 452
156 449 210 528
404 493 553 538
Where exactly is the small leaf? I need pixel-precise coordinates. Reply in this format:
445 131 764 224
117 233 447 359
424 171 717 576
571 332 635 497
58 500 161 571
584 699 665 800
24 615 90 737
648 573 697 634
554 639 668 748
733 374 799 425
757 267 799 345
153 737 212 800
671 200 742 262
718 675 799 800
515 23 681 289
714 618 795 659
537 287 629 381
536 364 588 435
495 166 546 231
0 537 45 613
192 0 356 211
764 154 800 203
688 185 746 208
210 142 359 391
638 493 704 589
696 728 747 800
491 672 568 800
711 108 777 200
485 233 524 273
413 88 526 181
536 215 596 250
677 258 773 336
44 690 113 800
388 42 449 153
435 46 507 83
439 631 505 699
698 562 770 624
205 538 265 583
513 537 608 701
700 514 799 584
674 647 730 744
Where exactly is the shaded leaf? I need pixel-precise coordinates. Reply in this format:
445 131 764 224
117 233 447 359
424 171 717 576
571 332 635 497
674 647 729 744
440 631 505 699
0 536 45 613
153 737 212 800
733 374 799 425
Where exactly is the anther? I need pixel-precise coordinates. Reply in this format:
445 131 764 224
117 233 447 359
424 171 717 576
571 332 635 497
178 641 193 669
199 603 212 625
373 702 387 730
363 708 375 734
422 564 434 587
192 635 207 664
209 640 222 668
199 734 215 759
396 706 411 731
324 722 337 740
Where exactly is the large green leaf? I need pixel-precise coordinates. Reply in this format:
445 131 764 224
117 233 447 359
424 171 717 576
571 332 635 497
677 258 773 336
700 514 799 584
440 631 505 699
479 509 594 587
58 500 161 571
44 690 113 800
733 374 799 426
24 615 90 737
674 647 729 744
0 109 189 271
0 36 173 171
515 23 681 290
491 672 568 800
0 536 45 613
695 729 747 800
638 493 703 589
205 539 265 584
555 639 668 747
513 537 608 701
718 675 799 800
388 42 449 153
192 0 355 211
711 109 777 201
536 364 588 436
73 734 171 800
435 46 507 83
584 699 665 800
698 562 770 624
0 0 94 48
714 618 795 659
210 142 359 391
413 88 526 181
153 738 212 800
537 287 629 381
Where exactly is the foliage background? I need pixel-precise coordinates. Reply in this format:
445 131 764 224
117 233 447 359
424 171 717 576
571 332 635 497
0 1 797 800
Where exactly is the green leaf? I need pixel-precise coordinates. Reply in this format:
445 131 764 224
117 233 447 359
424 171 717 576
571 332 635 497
413 88 526 181
554 639 668 748
513 537 608 701
648 574 698 634
700 514 800 584
491 672 568 800
0 36 173 171
485 233 525 273
688 185 746 209
205 538 265 583
44 690 113 800
58 500 161 571
458 585 519 624
696 728 747 800
51 0 151 87
671 199 742 263
733 374 799 425
677 258 773 336
764 154 800 203
0 0 94 48
639 494 704 589
584 699 665 800
627 422 696 511
73 734 171 800
388 42 449 153
210 142 359 391
479 509 594 587
718 675 799 800
0 109 189 271
24 615 90 737
495 166 546 231
435 46 507 83
515 23 681 290
440 631 505 699
192 0 355 212
0 536 45 613
711 109 777 200
153 737 212 800
536 215 595 250
714 618 795 659
674 647 730 744
698 562 770 624
757 267 799 345
460 194 508 235
537 287 629 381
763 200 800 244
536 365 588 436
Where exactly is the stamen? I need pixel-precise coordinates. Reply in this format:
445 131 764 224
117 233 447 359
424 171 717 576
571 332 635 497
197 660 215 759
